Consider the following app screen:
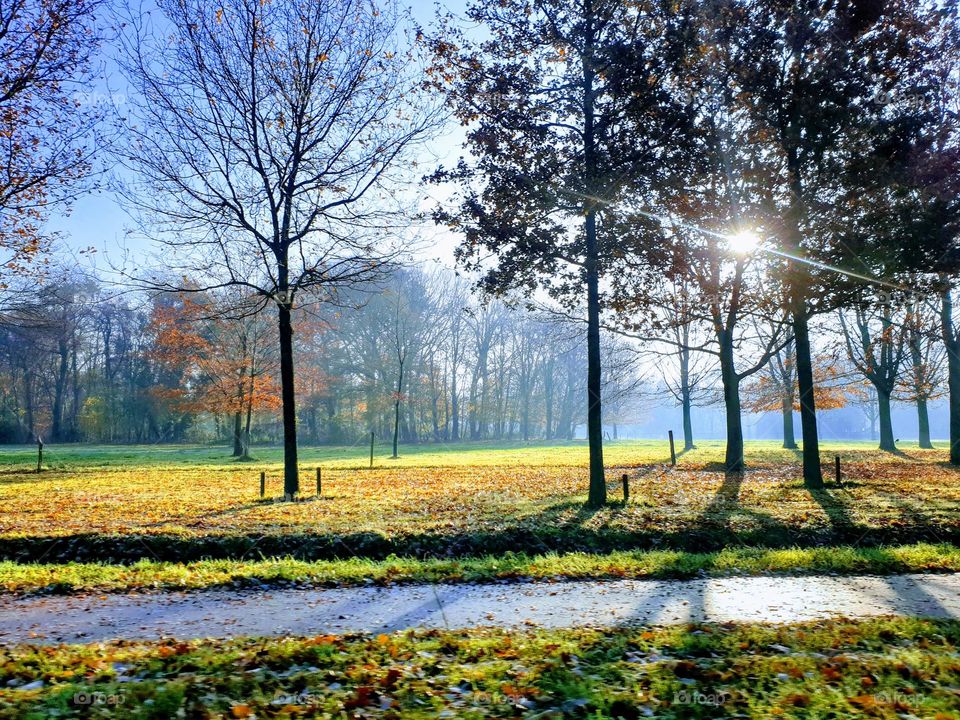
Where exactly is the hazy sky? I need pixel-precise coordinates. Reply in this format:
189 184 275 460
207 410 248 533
50 0 470 275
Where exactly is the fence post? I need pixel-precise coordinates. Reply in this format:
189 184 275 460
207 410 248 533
260 471 265 498
621 473 629 503
370 431 374 469
668 430 676 466
316 467 322 497
835 455 842 486
36 438 43 474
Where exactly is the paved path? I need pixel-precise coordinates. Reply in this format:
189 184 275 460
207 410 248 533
0 573 958 644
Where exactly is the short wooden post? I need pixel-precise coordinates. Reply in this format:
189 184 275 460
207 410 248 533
316 467 322 497
835 455 842 486
621 473 629 502
36 438 43 473
260 471 265 498
369 431 375 469
668 430 676 466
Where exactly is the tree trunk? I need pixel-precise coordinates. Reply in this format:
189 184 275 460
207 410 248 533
451 380 459 441
681 391 694 451
544 359 554 440
784 158 822 487
243 361 255 455
582 6 605 507
868 395 878 441
781 393 797 449
908 316 933 450
793 302 823 487
949 349 960 462
917 397 932 449
719 335 744 473
392 398 401 457
521 378 531 441
51 337 69 442
244 404 253 455
585 213 605 505
468 367 481 440
70 335 81 439
392 359 404 458
877 386 896 452
231 409 243 456
679 346 694 451
22 368 35 439
431 392 440 442
277 300 299 497
940 279 960 464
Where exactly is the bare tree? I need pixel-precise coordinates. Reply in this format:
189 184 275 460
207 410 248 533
116 0 439 495
900 296 944 449
388 270 429 458
839 296 907 452
656 285 717 452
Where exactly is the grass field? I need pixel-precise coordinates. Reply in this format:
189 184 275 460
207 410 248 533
0 440 956 563
1 617 958 718
0 439 955 592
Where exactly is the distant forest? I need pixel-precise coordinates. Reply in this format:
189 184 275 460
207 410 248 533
1 264 935 450
0 266 646 448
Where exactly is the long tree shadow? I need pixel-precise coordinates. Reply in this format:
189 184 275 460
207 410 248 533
880 574 953 618
886 447 922 461
694 470 798 542
807 487 855 531
871 490 953 544
137 500 272 530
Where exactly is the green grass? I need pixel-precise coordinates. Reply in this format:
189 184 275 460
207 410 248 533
5 438 944 470
1 617 959 718
1 542 957 596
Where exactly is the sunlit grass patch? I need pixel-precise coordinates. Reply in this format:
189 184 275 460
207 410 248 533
0 542 957 596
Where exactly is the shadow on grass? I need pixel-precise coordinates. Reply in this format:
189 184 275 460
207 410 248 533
699 461 732 473
0 470 55 483
808 487 855 530
885 447 923 461
4 514 960 565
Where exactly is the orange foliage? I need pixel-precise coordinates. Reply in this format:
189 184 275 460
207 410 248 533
147 295 280 417
743 356 850 413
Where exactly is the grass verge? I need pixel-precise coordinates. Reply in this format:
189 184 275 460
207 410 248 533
0 617 959 718
1 542 958 596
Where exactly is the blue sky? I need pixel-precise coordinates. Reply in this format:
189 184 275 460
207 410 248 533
50 0 469 275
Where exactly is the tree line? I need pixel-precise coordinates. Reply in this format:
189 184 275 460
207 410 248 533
0 267 644 449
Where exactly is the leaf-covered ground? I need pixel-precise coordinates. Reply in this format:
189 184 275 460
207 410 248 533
0 618 958 718
0 441 957 562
